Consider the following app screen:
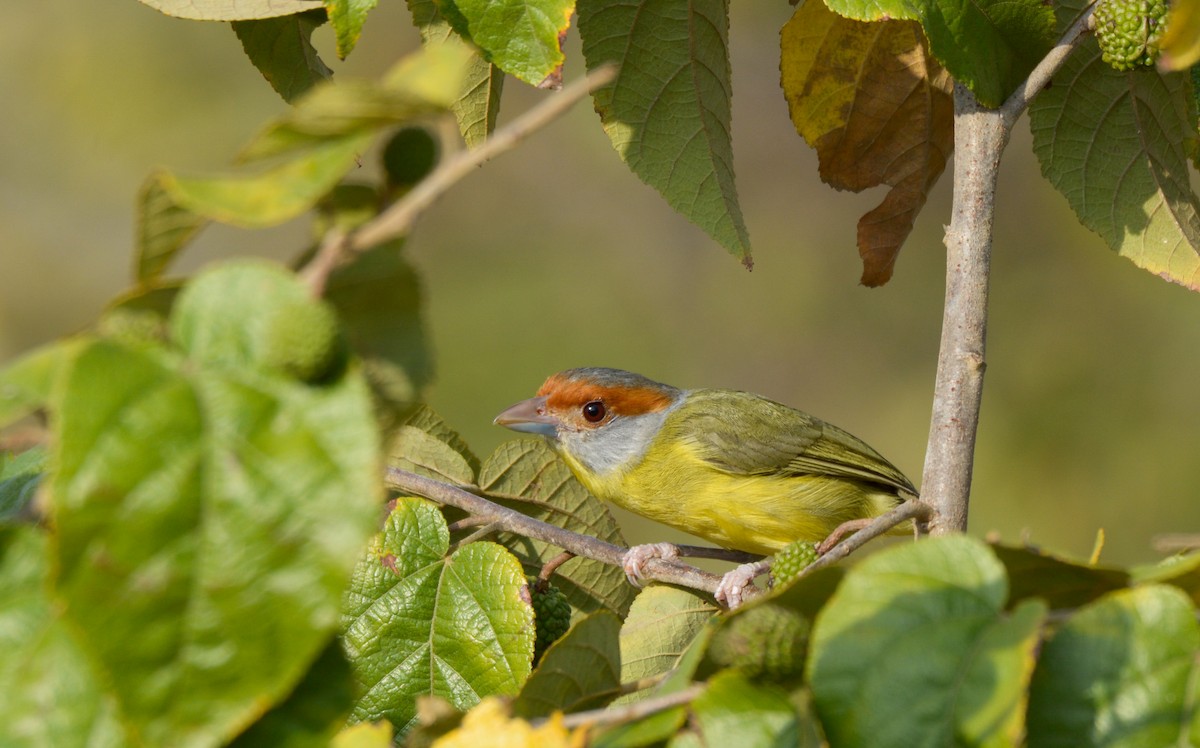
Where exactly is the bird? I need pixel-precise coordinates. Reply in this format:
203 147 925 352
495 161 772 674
494 367 918 607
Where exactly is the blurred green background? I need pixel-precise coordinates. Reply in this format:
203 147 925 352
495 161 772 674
3 2 1198 566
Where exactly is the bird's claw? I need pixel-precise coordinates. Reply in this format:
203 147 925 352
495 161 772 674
715 560 771 609
621 542 680 587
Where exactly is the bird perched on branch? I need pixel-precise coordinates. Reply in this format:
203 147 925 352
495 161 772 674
494 367 918 607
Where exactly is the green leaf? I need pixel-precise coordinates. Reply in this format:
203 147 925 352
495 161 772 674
0 448 47 525
387 405 479 487
808 536 1046 748
0 339 82 429
136 174 208 282
687 670 799 747
768 565 846 618
578 0 752 268
407 0 505 147
51 263 382 748
824 0 1056 108
1027 585 1200 747
616 584 716 703
242 45 471 161
233 11 333 104
438 0 573 87
479 439 636 617
158 131 372 229
513 610 622 718
0 527 127 748
324 241 433 420
992 543 1131 609
229 641 356 748
1132 552 1200 604
135 0 323 20
342 498 534 734
1030 10 1200 290
325 0 379 58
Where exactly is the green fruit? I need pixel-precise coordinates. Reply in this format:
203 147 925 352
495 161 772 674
98 308 169 345
382 127 439 188
1092 0 1169 71
530 581 571 661
772 540 820 586
708 603 809 680
261 300 345 383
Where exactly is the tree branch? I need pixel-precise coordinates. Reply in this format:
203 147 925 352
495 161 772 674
301 65 618 294
547 683 706 730
805 500 935 573
385 467 727 596
920 3 1097 534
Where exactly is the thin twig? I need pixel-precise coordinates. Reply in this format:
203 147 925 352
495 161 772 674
806 501 935 573
543 683 706 731
448 521 501 553
300 65 618 293
538 551 577 585
1000 4 1097 128
386 467 727 596
1153 534 1200 553
447 515 492 533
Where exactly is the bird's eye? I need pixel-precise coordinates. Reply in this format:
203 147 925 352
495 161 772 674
582 401 606 423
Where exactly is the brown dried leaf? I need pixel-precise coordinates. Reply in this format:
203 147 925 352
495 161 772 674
781 3 953 285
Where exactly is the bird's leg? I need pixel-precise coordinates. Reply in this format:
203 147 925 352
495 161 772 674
715 560 772 610
817 518 875 555
621 542 680 587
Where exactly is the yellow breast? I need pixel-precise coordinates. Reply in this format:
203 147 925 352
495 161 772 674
561 437 900 556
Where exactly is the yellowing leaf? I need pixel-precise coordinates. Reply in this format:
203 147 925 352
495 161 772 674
136 0 322 20
333 721 394 748
781 3 953 286
432 698 577 748
1160 0 1200 70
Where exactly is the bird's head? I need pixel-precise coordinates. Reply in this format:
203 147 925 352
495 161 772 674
494 368 684 476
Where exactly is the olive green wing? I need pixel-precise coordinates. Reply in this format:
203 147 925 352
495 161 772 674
668 389 917 495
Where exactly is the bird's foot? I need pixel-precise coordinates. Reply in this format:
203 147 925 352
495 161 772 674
817 518 874 555
715 560 772 610
621 542 680 587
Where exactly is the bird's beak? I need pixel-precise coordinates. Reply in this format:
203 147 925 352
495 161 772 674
494 396 559 437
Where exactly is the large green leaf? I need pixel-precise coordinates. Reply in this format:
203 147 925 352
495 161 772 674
1132 552 1200 604
232 11 333 104
513 610 622 718
386 405 479 488
341 498 534 734
578 0 752 268
0 528 126 748
823 0 1056 108
50 262 382 748
479 439 636 617
0 338 83 429
0 448 47 525
808 536 1046 748
136 0 323 20
325 0 379 58
1026 585 1200 747
407 0 505 147
616 584 716 704
437 0 573 87
992 543 1130 609
136 132 371 280
686 670 800 748
242 45 470 161
1030 4 1200 291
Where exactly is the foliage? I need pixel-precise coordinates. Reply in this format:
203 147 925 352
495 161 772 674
3 0 1200 744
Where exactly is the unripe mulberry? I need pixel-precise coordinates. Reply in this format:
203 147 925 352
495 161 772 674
708 603 809 680
771 540 820 586
1092 0 1169 71
530 581 571 661
261 300 345 383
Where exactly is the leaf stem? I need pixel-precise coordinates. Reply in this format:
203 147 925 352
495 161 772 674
805 500 934 573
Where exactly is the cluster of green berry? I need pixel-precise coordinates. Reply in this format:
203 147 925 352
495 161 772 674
1092 0 1170 71
529 580 572 662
